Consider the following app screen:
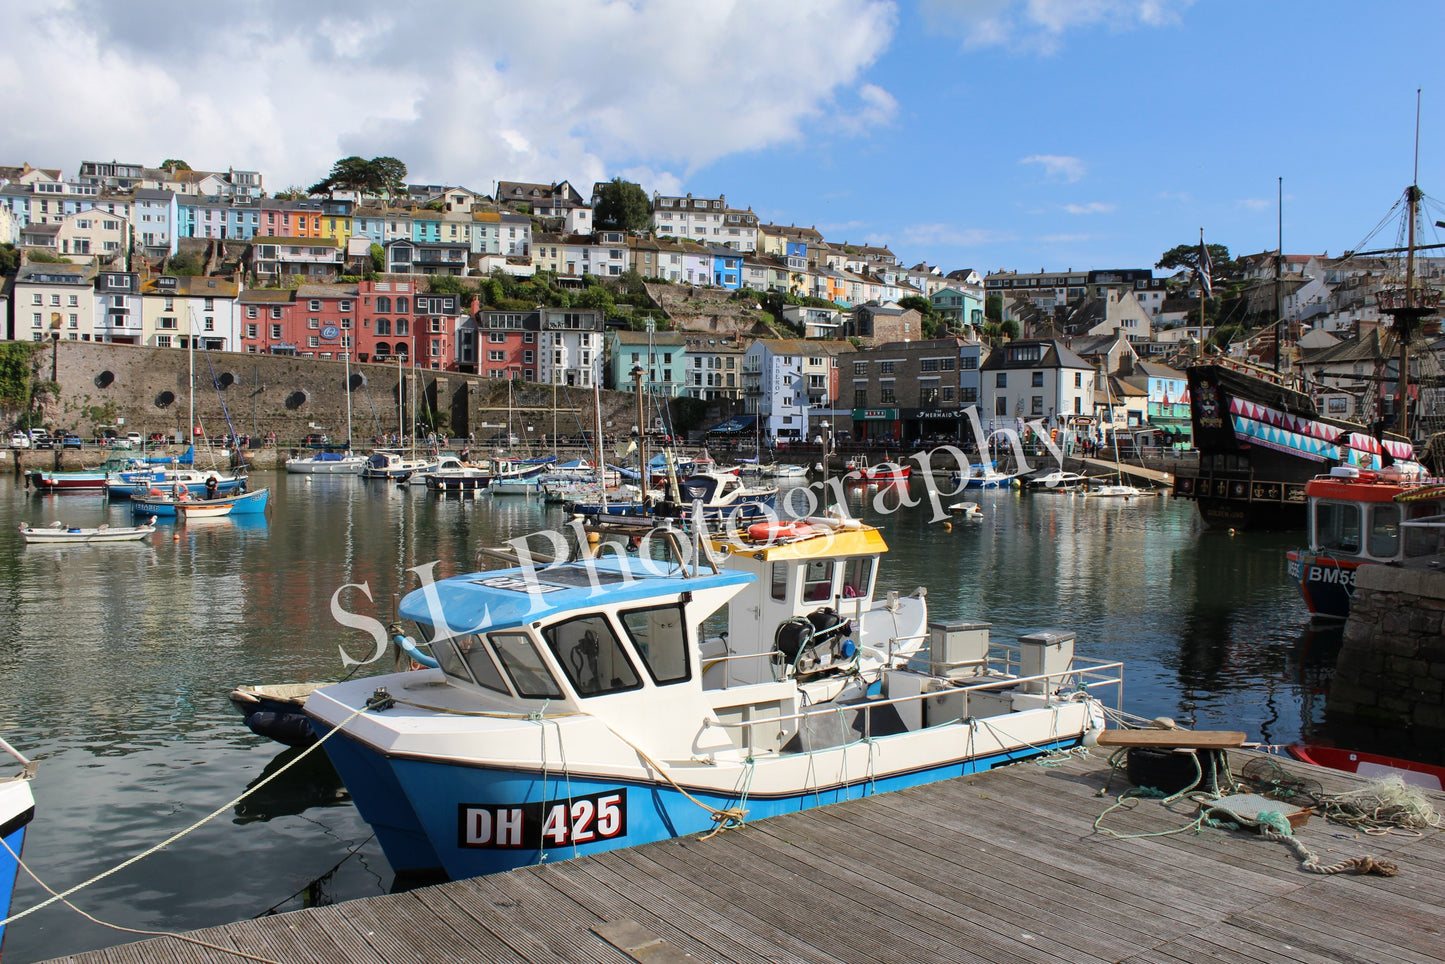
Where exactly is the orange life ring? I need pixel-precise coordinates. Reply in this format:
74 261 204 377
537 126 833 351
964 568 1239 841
173 482 189 496
748 521 812 541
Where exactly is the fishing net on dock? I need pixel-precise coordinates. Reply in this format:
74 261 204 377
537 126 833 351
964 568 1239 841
1319 776 1444 834
1239 757 1323 809
1240 758 1442 834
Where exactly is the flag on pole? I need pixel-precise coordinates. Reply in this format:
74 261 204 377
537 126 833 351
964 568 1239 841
1197 235 1213 299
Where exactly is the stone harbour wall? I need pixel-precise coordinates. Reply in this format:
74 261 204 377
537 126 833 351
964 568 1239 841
23 341 656 446
1329 563 1445 765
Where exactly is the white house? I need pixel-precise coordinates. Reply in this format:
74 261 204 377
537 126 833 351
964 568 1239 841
743 339 853 441
979 338 1095 436
14 264 98 342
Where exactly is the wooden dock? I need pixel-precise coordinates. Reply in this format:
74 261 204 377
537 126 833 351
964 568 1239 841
41 748 1445 963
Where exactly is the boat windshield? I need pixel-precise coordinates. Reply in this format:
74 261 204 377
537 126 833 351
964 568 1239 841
1314 501 1361 554
619 604 689 685
1403 513 1445 558
491 633 565 700
544 614 641 698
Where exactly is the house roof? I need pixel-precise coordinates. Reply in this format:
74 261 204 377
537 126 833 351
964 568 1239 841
252 235 341 247
612 330 689 347
238 289 295 304
980 339 1093 371
295 283 361 298
16 264 95 284
1299 328 1388 366
753 338 855 356
133 188 175 202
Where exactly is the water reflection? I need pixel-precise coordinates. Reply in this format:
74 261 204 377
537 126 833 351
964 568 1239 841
233 745 349 825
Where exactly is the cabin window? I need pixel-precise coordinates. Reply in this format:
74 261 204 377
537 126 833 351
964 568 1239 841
430 635 475 687
544 615 641 697
770 562 788 600
460 635 510 694
492 633 564 700
620 604 689 685
802 560 836 602
843 557 875 599
1314 501 1361 554
1367 504 1400 558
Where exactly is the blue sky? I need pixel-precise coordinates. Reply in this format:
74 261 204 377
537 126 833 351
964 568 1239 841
5 0 1443 278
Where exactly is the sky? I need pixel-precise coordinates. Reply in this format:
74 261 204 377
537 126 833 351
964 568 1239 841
4 0 1444 277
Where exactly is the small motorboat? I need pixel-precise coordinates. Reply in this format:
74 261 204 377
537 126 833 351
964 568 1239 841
284 450 368 475
230 683 326 747
1084 482 1145 499
1027 471 1089 492
846 461 912 484
19 517 158 544
947 501 983 519
178 501 233 519
1286 744 1444 791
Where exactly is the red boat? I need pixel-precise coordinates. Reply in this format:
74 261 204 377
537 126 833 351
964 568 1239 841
846 462 912 484
1285 468 1445 620
1286 744 1444 791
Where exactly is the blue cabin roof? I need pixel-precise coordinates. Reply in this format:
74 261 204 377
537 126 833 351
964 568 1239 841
399 557 755 635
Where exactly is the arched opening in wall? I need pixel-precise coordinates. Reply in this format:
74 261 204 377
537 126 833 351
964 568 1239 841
215 371 236 390
348 373 366 391
155 390 176 408
95 371 115 389
285 390 309 411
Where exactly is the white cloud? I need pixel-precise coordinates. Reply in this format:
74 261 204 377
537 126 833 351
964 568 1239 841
1 0 897 193
901 224 1017 247
1063 201 1116 214
1020 154 1085 182
922 0 1193 54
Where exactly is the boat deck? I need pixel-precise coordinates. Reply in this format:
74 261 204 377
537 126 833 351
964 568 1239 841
39 747 1445 963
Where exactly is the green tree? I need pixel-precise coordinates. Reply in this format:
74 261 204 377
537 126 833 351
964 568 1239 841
1000 318 1021 340
0 243 19 275
1157 242 1237 281
308 156 408 196
985 294 1004 323
273 185 310 201
578 284 615 312
427 275 472 297
160 159 192 172
167 252 204 276
369 243 384 273
593 177 652 232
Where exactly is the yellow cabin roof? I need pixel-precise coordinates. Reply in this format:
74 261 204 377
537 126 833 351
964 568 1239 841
713 524 888 562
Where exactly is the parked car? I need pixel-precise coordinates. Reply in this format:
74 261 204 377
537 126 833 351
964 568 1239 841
30 433 55 450
125 432 143 447
9 432 31 449
60 433 83 449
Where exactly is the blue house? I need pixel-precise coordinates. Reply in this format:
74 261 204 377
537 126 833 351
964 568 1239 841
710 245 742 289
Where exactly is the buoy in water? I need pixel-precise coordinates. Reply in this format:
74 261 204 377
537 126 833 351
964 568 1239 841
942 521 953 531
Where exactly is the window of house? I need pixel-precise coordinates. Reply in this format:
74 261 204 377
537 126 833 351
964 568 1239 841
1032 395 1044 415
308 336 320 348
246 324 257 339
1032 372 1044 387
996 372 1007 388
270 324 282 339
995 397 1008 416
879 381 896 404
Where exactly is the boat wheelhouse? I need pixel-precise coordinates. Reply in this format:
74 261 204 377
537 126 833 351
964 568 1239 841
1286 467 1445 619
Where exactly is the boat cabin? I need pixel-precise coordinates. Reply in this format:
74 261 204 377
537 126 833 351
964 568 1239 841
1307 472 1445 563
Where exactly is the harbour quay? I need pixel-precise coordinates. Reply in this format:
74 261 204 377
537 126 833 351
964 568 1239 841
38 748 1445 964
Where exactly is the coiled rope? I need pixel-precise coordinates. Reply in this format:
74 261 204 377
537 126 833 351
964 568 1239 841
0 694 384 962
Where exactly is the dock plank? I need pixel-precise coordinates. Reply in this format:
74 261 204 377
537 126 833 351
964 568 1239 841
38 749 1445 964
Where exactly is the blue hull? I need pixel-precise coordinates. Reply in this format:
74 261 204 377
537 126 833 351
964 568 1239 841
109 479 245 499
317 725 1079 880
0 817 31 953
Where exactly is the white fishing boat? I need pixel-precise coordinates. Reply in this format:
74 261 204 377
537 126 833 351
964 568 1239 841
307 518 1122 882
285 450 368 475
401 455 472 486
362 450 440 480
1084 482 1145 499
947 501 983 519
19 517 157 544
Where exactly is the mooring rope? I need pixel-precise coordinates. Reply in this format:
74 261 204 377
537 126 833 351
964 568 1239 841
0 694 383 961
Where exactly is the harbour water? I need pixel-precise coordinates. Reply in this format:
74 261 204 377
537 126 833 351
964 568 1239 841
0 471 1334 963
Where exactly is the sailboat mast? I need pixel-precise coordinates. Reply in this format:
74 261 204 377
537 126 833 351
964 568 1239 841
188 309 195 446
593 378 606 507
345 350 353 450
1273 177 1282 375
397 355 403 446
1398 89 1424 441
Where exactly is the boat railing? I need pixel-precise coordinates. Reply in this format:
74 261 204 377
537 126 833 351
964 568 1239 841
0 736 37 780
708 659 1125 757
